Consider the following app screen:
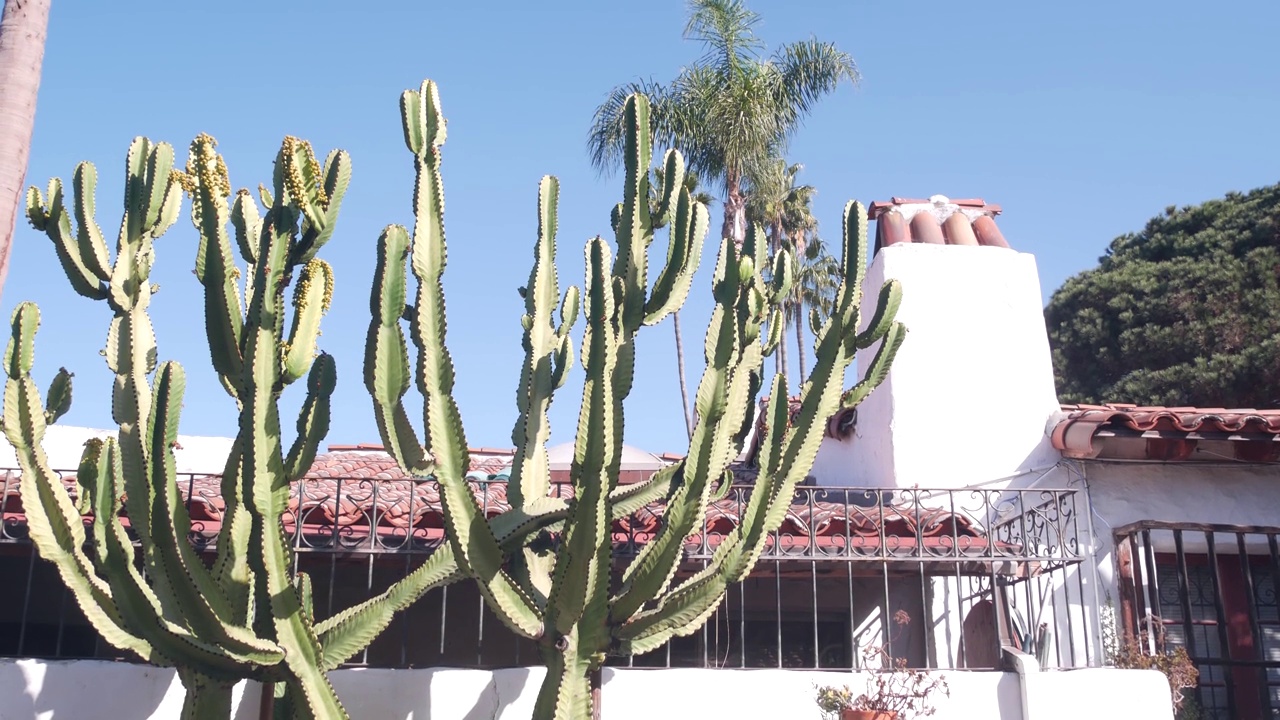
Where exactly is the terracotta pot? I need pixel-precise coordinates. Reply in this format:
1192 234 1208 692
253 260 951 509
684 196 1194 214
839 710 897 720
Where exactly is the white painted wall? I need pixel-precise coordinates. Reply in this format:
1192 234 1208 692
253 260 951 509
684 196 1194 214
1082 461 1280 593
0 424 234 475
814 244 1062 489
0 659 1173 720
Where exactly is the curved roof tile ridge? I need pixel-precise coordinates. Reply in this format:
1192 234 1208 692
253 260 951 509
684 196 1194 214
1052 403 1280 459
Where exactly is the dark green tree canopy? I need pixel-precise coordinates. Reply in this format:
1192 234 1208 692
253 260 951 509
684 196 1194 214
1046 182 1280 409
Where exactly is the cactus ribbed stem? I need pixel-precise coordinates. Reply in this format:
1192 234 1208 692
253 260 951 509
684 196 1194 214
10 130 467 718
177 671 235 720
366 80 905 720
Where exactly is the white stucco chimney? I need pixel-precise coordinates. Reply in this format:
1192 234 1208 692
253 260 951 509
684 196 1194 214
812 196 1063 489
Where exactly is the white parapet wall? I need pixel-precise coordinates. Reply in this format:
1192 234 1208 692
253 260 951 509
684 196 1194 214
813 243 1063 489
0 659 1173 719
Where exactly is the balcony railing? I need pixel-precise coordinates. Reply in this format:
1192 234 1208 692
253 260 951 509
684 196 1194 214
0 469 1095 671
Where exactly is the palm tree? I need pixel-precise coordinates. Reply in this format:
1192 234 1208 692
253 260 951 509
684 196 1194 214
589 0 856 246
587 0 856 426
0 0 51 301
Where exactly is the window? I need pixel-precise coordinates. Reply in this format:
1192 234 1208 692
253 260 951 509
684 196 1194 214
1118 525 1280 720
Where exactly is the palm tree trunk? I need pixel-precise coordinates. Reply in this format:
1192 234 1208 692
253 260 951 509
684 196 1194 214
794 295 807 380
0 0 50 302
673 310 693 439
722 171 746 246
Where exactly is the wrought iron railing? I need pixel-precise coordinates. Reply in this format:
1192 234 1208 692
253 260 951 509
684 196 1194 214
0 469 1094 671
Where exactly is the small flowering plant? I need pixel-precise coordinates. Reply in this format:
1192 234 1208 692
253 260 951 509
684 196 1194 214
815 611 950 719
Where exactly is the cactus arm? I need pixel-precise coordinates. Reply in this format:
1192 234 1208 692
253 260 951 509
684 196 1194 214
123 137 153 242
88 438 279 675
608 463 680 518
763 307 784 356
506 177 577 600
611 240 754 622
397 79 543 638
545 238 617 639
31 178 106 299
364 225 431 475
755 374 790 478
840 321 906 409
284 353 335 481
281 260 334 385
619 357 846 652
651 149 684 227
286 140 349 266
611 94 653 337
282 138 326 245
186 135 245 399
854 280 903 348
610 343 761 623
643 187 708 326
297 572 315 627
549 286 579 390
768 246 794 300
211 439 254 626
152 170 184 241
315 547 463 670
230 189 261 265
140 141 177 234
240 190 348 720
103 178 243 634
135 362 282 660
198 173 253 619
70 163 112 282
43 367 71 425
605 95 656 417
619 202 903 654
2 303 153 660
230 190 260 322
308 149 351 260
24 183 45 231
507 176 566 510
429 444 544 639
106 215 136 311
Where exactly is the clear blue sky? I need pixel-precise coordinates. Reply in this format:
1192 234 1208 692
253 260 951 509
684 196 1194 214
5 0 1278 456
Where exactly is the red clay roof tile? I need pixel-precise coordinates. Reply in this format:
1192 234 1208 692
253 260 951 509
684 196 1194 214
869 195 1008 252
1051 403 1280 461
0 457 987 548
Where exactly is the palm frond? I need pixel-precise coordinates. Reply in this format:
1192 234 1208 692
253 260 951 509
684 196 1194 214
683 0 764 72
586 78 676 177
772 39 859 130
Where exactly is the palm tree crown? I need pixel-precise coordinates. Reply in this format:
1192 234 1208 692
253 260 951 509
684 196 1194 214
587 0 857 246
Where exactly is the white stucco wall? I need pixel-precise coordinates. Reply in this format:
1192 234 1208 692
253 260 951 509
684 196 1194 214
0 423 235 475
1083 460 1280 593
0 659 1173 720
815 244 1061 489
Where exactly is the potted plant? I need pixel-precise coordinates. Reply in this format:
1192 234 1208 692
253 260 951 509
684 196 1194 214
1102 605 1200 719
815 612 949 720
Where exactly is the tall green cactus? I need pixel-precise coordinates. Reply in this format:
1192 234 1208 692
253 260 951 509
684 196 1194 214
4 134 454 719
367 80 906 720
